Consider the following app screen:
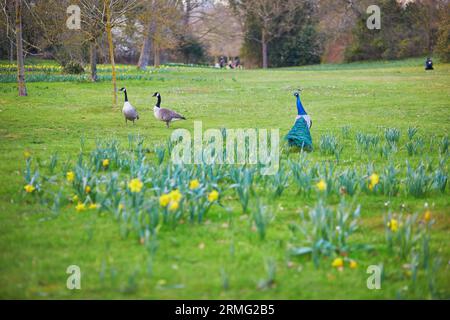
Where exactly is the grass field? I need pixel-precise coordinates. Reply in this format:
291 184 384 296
0 58 449 299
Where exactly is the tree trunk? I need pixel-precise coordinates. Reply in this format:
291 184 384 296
154 42 160 67
184 0 191 28
137 36 151 70
89 40 98 82
15 0 27 96
105 0 117 107
137 22 153 70
261 31 268 69
9 40 14 63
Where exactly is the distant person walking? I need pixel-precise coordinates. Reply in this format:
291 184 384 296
234 57 241 69
219 56 225 68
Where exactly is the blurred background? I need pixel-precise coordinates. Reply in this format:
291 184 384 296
1 0 449 72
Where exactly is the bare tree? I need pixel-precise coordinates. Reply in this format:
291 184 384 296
0 0 16 63
77 0 139 106
22 0 84 64
416 0 447 54
137 0 159 69
15 0 26 96
77 0 105 81
104 0 117 106
193 2 243 60
137 17 155 70
137 0 182 69
108 0 139 106
183 0 205 29
136 0 228 67
232 0 298 68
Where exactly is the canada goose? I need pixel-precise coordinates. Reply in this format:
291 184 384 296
152 92 186 128
119 87 139 124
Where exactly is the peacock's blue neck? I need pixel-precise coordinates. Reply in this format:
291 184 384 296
296 95 307 115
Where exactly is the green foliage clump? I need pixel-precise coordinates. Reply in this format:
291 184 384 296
62 61 85 74
240 1 322 67
346 0 442 62
177 35 208 65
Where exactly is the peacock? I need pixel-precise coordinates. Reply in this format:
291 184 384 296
285 91 313 152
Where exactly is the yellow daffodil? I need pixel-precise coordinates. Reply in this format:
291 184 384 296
24 184 35 193
168 201 179 211
76 202 86 212
118 203 124 211
85 185 91 193
66 171 75 182
159 194 171 207
424 210 432 222
207 190 219 202
102 159 110 167
72 195 79 202
331 257 344 268
387 218 399 232
368 173 379 191
24 151 31 159
128 178 143 193
189 179 200 190
316 179 327 192
349 260 358 269
157 279 167 286
369 173 379 186
168 189 182 202
89 203 98 210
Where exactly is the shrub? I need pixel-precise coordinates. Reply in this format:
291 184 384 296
62 61 85 74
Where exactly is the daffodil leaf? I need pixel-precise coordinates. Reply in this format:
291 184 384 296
290 247 312 256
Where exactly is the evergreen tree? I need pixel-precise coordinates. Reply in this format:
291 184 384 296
240 0 322 67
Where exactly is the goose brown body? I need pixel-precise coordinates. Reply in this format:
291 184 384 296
152 92 186 128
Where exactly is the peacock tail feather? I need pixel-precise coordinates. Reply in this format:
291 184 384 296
285 117 313 152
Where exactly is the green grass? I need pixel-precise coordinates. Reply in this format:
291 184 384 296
0 58 449 299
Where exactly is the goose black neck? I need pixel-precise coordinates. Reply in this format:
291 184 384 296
156 95 161 107
123 90 128 102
